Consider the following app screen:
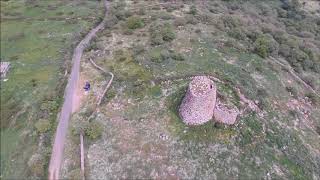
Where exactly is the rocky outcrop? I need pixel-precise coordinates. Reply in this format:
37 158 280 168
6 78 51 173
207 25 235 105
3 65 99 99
179 76 217 125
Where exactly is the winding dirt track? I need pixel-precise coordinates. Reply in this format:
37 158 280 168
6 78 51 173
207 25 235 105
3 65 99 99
48 1 109 179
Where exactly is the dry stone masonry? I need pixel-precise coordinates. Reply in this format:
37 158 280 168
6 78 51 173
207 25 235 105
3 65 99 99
179 76 217 125
213 100 239 125
179 76 239 125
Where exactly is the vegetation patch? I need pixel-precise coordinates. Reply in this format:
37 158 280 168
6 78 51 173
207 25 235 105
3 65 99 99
35 119 51 133
149 22 175 45
126 16 144 30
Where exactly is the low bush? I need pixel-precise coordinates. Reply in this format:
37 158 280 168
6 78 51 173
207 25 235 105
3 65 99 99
254 34 279 58
149 48 164 63
221 15 240 29
149 22 175 45
132 43 145 55
28 153 45 177
126 16 144 29
245 27 261 41
85 121 104 139
35 119 51 133
159 12 173 20
189 5 197 15
287 48 309 71
306 93 320 106
228 27 246 40
162 23 175 41
40 100 59 112
115 11 126 20
170 51 185 61
254 36 269 58
277 8 287 18
279 44 291 58
285 86 298 97
301 75 316 88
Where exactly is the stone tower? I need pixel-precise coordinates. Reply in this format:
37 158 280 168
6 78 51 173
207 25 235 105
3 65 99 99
179 76 217 125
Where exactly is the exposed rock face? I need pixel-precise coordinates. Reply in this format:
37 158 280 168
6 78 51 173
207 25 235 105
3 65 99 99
179 76 217 125
213 100 239 125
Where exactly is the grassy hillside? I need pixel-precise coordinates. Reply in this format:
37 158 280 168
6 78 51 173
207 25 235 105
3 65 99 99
0 0 104 178
1 0 320 179
62 0 320 179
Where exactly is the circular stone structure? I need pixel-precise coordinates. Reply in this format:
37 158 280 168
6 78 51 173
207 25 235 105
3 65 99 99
179 76 217 125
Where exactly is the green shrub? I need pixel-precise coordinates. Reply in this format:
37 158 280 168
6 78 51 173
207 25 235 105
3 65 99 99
28 153 45 176
150 85 162 97
302 75 316 88
40 100 59 112
71 119 88 136
221 15 240 29
85 121 103 139
279 44 291 58
159 12 173 20
170 51 185 61
162 23 175 41
113 1 126 10
277 8 287 18
132 43 145 55
228 27 246 40
254 36 269 58
35 119 51 133
285 86 298 97
189 5 197 15
124 10 133 18
149 22 175 45
115 11 126 20
126 16 144 29
306 93 320 106
149 48 164 63
254 34 279 58
245 28 260 41
288 49 309 71
150 53 162 63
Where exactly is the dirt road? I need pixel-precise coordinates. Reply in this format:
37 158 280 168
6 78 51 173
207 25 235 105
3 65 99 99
48 1 109 179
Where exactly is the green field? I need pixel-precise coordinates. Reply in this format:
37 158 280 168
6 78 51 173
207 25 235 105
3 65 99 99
0 0 104 178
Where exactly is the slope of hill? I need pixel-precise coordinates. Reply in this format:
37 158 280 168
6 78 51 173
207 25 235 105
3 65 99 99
62 0 320 179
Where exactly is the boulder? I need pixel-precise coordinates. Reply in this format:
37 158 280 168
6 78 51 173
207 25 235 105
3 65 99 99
179 76 216 125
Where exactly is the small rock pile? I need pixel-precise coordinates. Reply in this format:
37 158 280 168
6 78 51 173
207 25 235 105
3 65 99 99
179 76 239 125
213 100 239 125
